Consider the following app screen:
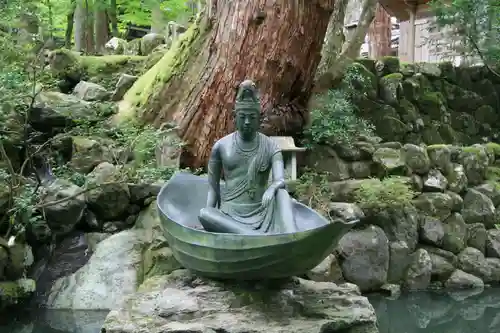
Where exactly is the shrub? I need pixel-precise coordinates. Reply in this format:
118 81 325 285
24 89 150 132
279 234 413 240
354 176 416 211
306 89 374 146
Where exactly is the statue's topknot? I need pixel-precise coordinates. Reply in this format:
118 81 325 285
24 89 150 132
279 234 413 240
235 80 260 112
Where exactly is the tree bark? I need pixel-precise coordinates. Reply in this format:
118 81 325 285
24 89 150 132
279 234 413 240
314 0 377 89
151 1 165 33
121 0 335 168
315 0 349 80
94 6 109 53
65 1 75 48
84 0 95 54
368 4 392 58
108 0 119 37
73 0 85 51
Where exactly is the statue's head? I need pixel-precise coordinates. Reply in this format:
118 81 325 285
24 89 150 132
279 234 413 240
234 80 260 139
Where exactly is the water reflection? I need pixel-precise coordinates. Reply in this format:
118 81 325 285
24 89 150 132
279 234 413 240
369 288 500 333
0 310 108 333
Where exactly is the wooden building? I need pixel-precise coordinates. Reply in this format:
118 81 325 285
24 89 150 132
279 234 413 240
379 0 473 64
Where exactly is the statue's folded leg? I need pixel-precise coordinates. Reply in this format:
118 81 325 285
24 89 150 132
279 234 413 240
199 207 261 235
276 189 297 233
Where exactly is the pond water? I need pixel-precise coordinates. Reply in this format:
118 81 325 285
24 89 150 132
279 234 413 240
369 287 500 333
1 288 500 333
0 309 108 333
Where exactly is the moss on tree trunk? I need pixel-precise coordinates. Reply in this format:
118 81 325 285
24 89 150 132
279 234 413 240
116 0 335 168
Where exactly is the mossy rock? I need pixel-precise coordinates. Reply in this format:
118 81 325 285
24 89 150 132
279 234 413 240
400 63 416 77
485 142 500 159
438 124 460 144
80 55 146 89
379 73 403 105
375 56 400 76
354 58 376 74
47 48 83 81
441 80 484 113
486 166 500 181
463 66 489 82
469 79 500 111
422 125 445 145
401 77 421 101
450 112 479 137
439 62 457 83
0 279 36 310
474 105 498 125
397 99 420 126
454 67 473 90
414 62 441 77
372 147 408 176
416 92 448 121
125 38 142 55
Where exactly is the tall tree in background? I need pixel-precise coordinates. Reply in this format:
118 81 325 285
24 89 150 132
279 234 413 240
368 4 392 58
431 0 499 71
315 0 377 87
94 0 109 52
119 0 337 168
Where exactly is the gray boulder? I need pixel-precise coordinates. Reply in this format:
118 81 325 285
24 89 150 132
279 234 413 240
102 270 379 333
337 225 389 291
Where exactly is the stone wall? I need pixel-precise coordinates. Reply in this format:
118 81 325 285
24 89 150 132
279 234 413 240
343 57 500 146
306 137 500 293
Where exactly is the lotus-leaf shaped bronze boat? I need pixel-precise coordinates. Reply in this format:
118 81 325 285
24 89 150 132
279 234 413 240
157 172 357 280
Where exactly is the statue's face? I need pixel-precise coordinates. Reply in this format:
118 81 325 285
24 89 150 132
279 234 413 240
235 108 260 138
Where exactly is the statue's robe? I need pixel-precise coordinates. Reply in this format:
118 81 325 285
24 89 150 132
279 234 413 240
217 133 282 233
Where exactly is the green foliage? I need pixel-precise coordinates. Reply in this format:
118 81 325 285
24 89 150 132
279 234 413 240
354 177 416 211
430 0 500 66
306 89 374 146
295 169 332 218
0 0 195 242
306 63 375 147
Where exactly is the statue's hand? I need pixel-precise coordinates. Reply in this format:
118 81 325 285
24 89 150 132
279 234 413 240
262 185 277 207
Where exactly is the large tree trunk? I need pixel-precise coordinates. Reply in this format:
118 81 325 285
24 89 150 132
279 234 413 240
108 0 119 37
315 0 349 80
65 1 75 48
94 6 109 53
314 0 377 89
119 0 335 168
74 0 86 51
84 0 95 54
368 4 392 58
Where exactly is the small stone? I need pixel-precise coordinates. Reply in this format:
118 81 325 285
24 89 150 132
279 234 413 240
457 247 491 280
486 229 500 258
372 147 407 176
423 169 448 192
441 213 467 254
462 189 496 228
307 254 344 283
387 241 411 283
444 269 484 290
447 163 468 193
402 143 431 174
429 252 455 281
328 202 364 222
72 80 109 101
419 216 444 246
466 223 487 253
404 249 432 290
111 74 138 101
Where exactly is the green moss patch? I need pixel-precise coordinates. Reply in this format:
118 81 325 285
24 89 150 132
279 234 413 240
353 176 415 211
116 16 209 123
